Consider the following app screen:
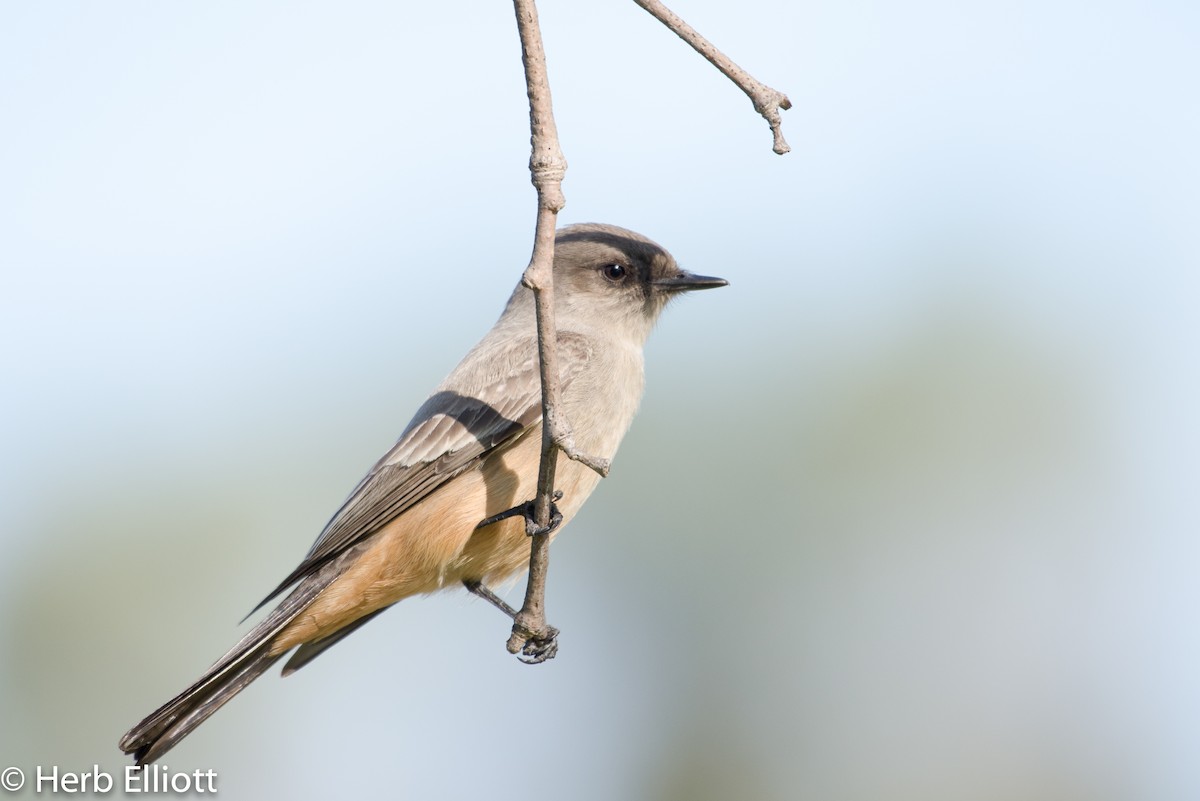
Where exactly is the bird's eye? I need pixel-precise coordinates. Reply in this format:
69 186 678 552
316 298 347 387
601 263 628 282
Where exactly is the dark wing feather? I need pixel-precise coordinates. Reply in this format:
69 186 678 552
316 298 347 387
250 332 593 613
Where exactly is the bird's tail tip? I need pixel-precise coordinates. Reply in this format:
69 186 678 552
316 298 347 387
119 647 281 765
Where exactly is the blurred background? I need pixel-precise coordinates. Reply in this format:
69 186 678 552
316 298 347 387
2 1 1197 799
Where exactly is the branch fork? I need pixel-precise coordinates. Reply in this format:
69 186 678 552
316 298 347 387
545 406 611 477
633 0 792 154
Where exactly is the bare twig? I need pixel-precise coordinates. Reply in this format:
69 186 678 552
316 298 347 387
502 0 785 660
632 0 793 155
507 0 608 660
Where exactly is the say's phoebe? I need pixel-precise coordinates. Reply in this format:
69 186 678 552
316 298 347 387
119 223 726 764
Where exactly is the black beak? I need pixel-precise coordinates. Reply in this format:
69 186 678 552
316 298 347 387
652 270 729 292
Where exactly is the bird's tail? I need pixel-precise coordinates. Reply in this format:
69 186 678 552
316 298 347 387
119 644 282 766
119 551 356 765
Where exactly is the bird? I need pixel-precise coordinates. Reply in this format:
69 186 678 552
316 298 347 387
119 222 727 765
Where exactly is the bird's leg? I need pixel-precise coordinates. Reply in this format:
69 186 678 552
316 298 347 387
470 490 565 663
463 578 560 664
462 579 520 619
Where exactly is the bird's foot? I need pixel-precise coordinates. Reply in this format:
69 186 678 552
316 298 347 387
475 490 564 537
464 580 560 664
510 620 559 664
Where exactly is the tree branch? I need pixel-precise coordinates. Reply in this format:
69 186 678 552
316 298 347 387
506 0 608 661
632 0 793 155
502 0 785 660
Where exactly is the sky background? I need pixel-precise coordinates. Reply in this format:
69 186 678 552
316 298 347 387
2 1 1198 799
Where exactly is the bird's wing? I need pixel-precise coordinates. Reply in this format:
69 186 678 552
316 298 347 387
250 331 593 612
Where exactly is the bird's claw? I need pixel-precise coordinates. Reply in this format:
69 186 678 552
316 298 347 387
525 501 563 537
475 490 564 537
515 624 559 664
